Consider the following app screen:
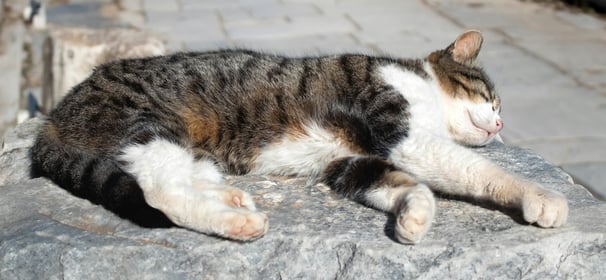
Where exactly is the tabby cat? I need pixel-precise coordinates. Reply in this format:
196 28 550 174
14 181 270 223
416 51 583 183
30 31 568 244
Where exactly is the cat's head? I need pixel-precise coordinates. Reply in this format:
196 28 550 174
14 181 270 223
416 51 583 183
428 30 503 146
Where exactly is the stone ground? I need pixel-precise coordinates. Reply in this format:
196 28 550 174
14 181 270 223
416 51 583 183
8 0 606 198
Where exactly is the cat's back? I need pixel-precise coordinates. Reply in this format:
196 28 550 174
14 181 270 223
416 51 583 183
45 50 417 156
42 50 312 154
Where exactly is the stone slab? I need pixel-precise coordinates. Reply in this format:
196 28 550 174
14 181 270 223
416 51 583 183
1 119 605 279
562 162 606 200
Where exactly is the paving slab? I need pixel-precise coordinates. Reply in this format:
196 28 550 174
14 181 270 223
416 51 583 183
515 38 606 89
246 2 320 19
142 0 179 12
218 7 254 23
231 34 372 55
555 10 606 30
225 15 356 40
181 0 239 11
144 10 226 51
562 162 606 200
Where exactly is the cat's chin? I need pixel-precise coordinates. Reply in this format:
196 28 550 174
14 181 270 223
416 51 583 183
452 133 497 147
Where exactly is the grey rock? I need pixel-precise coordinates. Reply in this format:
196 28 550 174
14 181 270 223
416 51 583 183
0 118 42 186
1 119 605 279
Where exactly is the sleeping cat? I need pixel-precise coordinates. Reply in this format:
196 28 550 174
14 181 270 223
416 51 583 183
30 31 568 244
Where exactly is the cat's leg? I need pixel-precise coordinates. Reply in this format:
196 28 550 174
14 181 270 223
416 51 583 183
321 156 436 244
190 158 257 211
390 135 568 228
119 138 268 240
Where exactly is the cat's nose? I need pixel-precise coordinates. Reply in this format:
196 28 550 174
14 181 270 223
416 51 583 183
495 119 503 132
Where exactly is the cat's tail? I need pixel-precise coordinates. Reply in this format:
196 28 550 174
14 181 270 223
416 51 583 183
29 120 173 227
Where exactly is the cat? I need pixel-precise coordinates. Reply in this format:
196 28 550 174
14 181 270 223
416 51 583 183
30 30 568 244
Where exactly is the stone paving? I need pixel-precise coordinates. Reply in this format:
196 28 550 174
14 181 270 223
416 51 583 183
13 0 606 198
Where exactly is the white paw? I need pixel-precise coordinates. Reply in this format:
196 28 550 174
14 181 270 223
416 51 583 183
192 160 224 184
395 186 436 244
522 186 568 228
196 187 258 211
220 188 257 211
220 210 269 241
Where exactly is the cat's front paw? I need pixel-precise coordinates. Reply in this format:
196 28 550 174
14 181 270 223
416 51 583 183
522 186 568 228
395 185 436 244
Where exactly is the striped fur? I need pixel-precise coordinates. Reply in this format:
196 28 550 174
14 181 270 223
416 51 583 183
30 31 567 243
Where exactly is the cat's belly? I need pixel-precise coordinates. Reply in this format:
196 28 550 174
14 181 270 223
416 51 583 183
249 123 359 177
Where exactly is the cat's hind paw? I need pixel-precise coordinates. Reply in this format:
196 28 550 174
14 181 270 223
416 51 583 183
522 187 568 228
222 188 257 210
213 187 256 211
195 187 258 211
221 210 269 241
394 185 436 244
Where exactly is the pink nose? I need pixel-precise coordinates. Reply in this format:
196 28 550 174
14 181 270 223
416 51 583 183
495 119 504 133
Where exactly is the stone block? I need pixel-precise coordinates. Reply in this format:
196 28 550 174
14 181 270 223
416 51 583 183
0 18 24 138
46 2 120 29
115 0 142 12
1 119 605 278
41 28 165 112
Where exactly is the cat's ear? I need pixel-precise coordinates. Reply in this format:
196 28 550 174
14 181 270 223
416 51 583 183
448 30 483 66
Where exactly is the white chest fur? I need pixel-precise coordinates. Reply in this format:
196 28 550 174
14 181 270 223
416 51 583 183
250 123 357 177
